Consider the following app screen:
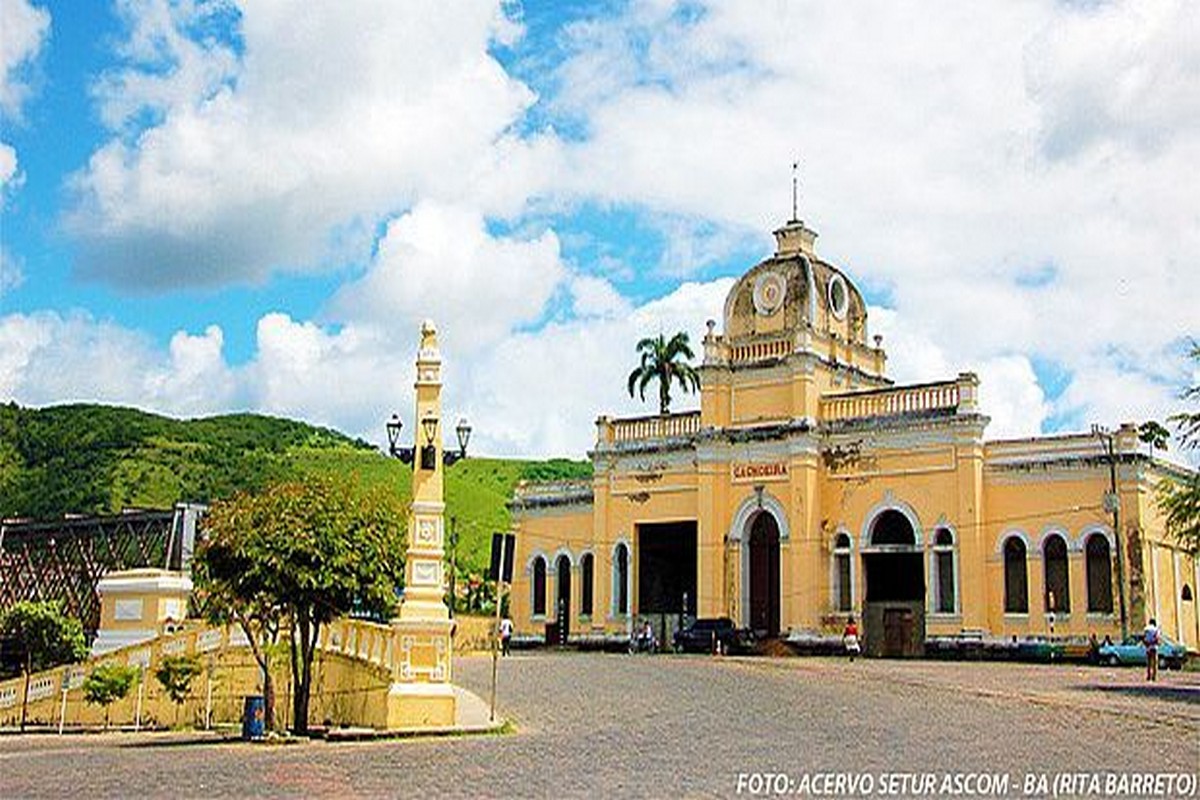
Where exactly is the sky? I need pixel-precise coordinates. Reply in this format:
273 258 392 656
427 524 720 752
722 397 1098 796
0 0 1197 459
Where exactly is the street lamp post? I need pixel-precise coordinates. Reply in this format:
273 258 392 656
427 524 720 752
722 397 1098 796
1093 424 1130 640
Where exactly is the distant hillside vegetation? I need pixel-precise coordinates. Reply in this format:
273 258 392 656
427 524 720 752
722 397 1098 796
0 403 591 573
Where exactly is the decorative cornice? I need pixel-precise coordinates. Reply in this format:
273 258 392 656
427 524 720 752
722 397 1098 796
509 480 595 512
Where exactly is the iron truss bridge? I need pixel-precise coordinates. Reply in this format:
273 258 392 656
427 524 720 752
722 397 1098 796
0 505 204 639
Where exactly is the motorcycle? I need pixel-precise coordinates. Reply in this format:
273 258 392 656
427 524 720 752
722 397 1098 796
628 624 658 654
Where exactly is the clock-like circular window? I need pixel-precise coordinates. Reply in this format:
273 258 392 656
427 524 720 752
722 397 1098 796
753 271 787 316
828 274 849 320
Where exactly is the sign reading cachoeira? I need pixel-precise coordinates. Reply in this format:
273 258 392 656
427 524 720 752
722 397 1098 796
732 462 788 481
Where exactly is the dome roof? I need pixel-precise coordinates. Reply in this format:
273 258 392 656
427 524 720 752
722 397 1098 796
722 220 869 348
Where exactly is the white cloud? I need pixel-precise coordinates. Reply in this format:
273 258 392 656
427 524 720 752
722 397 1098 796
570 273 631 319
330 202 567 355
0 311 235 414
246 313 413 439
0 0 50 201
0 246 24 296
91 0 240 133
66 0 547 289
0 141 19 193
870 306 1050 439
1026 0 1200 160
0 0 49 116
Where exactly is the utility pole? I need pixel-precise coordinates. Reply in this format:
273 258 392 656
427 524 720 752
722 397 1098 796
489 533 509 723
1093 425 1129 640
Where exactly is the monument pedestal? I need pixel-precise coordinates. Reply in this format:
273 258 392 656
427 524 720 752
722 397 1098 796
385 618 456 728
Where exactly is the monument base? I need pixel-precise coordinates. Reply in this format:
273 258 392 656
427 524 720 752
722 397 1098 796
385 681 457 729
385 617 456 728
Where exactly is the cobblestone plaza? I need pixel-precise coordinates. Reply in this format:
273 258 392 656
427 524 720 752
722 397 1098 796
2 653 1196 798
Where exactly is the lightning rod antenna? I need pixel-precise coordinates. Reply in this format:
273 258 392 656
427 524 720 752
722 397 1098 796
791 161 799 222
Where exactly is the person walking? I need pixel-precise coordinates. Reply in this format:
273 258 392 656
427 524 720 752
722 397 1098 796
1143 618 1160 681
499 616 514 657
842 616 861 662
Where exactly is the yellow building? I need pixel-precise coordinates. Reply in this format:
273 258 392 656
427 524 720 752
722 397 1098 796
510 217 1199 656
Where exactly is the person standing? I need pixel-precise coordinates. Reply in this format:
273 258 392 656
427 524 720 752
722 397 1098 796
499 616 514 656
842 616 860 662
1143 617 1160 681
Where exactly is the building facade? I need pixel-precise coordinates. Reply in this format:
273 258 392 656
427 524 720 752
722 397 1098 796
509 218 1199 655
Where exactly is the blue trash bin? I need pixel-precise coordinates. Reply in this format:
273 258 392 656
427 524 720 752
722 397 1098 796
242 695 265 740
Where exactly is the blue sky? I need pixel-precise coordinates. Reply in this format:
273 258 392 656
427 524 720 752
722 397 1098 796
1 0 1197 458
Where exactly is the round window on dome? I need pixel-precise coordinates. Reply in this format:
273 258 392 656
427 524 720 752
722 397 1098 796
752 271 787 316
828 274 849 320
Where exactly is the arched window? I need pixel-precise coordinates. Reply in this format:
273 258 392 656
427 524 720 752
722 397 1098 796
1085 535 1113 613
832 533 852 612
532 556 547 617
580 553 595 617
1004 537 1028 614
1183 584 1194 602
612 543 629 616
1043 534 1070 614
932 528 956 614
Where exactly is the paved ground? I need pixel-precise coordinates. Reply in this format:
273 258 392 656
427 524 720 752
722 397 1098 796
0 653 1196 799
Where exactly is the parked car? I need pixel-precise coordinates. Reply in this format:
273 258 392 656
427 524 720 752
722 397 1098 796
1098 634 1188 670
673 618 755 654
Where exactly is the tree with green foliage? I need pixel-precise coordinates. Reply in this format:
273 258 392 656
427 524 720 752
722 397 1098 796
627 331 701 415
83 663 138 730
195 477 405 735
1154 342 1200 554
154 654 202 726
0 600 88 730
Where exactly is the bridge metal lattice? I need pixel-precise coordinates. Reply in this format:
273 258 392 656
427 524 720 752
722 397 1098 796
0 505 203 639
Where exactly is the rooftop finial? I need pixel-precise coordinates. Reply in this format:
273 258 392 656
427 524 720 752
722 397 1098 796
791 161 799 222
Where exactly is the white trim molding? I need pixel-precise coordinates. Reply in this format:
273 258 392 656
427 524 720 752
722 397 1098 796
734 503 787 630
860 492 923 550
1037 525 1075 553
729 489 791 543
830 528 856 613
928 523 959 616
995 528 1032 556
551 548 575 573
1078 523 1115 551
97 570 193 596
610 539 632 618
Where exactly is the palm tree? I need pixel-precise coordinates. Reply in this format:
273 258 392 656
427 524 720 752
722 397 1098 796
627 332 701 415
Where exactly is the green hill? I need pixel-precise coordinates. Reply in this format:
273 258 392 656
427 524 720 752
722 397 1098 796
0 402 590 574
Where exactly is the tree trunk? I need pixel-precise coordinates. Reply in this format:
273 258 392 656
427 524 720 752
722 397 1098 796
659 370 670 415
292 615 317 735
288 618 301 734
263 670 275 732
19 653 30 732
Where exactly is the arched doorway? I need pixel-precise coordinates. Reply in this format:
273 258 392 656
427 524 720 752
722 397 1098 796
555 554 571 643
862 507 925 657
748 511 781 638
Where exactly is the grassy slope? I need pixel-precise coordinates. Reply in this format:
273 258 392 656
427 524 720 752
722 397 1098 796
0 403 590 574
